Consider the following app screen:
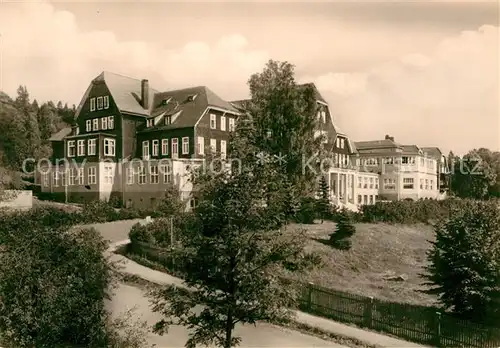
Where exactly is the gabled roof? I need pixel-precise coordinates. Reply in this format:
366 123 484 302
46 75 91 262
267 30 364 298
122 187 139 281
355 139 401 150
421 147 443 159
401 145 421 155
94 71 159 116
139 86 239 133
298 83 327 104
49 127 72 141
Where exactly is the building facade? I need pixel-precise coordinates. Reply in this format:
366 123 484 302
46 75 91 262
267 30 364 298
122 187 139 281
36 72 447 211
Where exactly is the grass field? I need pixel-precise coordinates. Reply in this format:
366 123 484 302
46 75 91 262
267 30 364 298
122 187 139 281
283 221 438 307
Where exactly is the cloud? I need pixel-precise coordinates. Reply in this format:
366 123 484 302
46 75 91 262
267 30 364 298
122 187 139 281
0 2 269 105
311 25 499 155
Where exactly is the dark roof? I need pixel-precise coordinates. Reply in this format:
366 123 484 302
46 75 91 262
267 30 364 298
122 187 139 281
421 147 443 159
355 139 401 150
401 145 421 155
49 127 72 141
139 86 239 133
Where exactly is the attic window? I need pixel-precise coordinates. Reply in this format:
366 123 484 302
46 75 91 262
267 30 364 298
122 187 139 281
186 94 197 102
147 119 154 127
165 116 172 125
161 97 172 106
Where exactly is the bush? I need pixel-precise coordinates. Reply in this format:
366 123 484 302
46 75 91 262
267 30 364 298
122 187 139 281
329 209 356 250
423 200 500 324
80 200 120 223
295 197 317 224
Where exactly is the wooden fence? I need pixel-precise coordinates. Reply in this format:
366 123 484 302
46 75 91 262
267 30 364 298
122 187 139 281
299 282 500 348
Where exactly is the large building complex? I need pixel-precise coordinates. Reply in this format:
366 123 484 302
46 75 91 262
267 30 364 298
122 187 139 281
36 71 449 211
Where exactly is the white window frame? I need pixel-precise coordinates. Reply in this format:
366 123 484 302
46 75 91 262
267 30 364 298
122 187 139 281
210 138 217 153
67 140 76 157
104 165 113 184
220 116 226 131
77 139 85 156
228 118 235 132
161 164 172 184
220 140 227 159
90 98 96 111
97 96 103 110
42 173 49 187
138 166 147 184
86 120 91 132
142 141 150 159
103 138 115 156
172 138 178 158
182 137 189 155
53 171 59 187
197 136 204 155
161 139 168 155
150 165 159 184
104 96 109 109
92 118 99 131
101 117 108 130
321 111 326 123
77 167 84 185
152 139 159 156
88 138 97 156
69 168 76 186
108 116 114 129
210 113 216 129
88 166 97 185
126 167 134 185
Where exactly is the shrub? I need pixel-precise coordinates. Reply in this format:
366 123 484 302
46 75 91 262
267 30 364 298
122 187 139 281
423 200 500 324
329 209 356 250
295 197 317 224
80 200 120 223
129 222 157 245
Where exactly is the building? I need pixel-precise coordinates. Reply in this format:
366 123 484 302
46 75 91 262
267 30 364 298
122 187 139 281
354 135 442 201
36 71 446 211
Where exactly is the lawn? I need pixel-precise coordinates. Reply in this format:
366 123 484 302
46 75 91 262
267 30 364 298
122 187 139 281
283 221 438 307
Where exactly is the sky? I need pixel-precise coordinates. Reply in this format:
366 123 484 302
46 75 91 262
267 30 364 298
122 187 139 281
0 0 498 155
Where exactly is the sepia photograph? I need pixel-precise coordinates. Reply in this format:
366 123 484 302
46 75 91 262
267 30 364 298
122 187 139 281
0 1 498 347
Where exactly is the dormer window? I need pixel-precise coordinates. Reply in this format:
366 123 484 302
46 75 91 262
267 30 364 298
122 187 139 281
186 94 197 102
165 116 172 125
147 119 154 127
161 97 172 106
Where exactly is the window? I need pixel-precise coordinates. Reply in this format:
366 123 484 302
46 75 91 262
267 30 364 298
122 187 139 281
67 140 76 157
321 111 326 123
369 195 374 204
375 178 379 189
150 165 159 184
53 171 59 187
88 138 97 156
363 195 368 204
104 96 109 109
210 138 217 153
126 167 134 185
61 171 66 187
77 140 85 156
147 119 154 127
104 165 113 184
165 116 172 125
420 179 424 189
101 117 108 130
220 116 226 131
90 98 96 111
138 166 146 184
229 118 235 132
358 177 362 188
403 178 414 189
425 179 429 190
86 120 91 132
384 178 396 190
103 138 115 156
152 140 159 156
92 118 99 131
357 195 362 204
142 141 150 158
69 168 76 186
220 140 227 159
161 164 172 183
108 116 114 129
402 156 409 164
161 139 168 155
210 113 216 129
369 177 374 189
97 96 103 110
197 137 204 155
190 197 198 210
384 157 394 165
77 167 84 185
363 177 368 189
430 180 434 190
171 138 178 158
42 173 49 187
182 137 189 155
88 167 96 185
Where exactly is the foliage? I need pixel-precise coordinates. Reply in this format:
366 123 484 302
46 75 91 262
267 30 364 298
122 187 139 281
316 175 332 223
329 209 356 250
294 196 317 224
155 184 186 217
423 200 500 324
150 112 320 348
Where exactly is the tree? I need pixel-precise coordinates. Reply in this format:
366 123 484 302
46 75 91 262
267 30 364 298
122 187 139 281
317 175 330 223
246 60 322 211
329 209 356 250
150 113 320 348
423 200 500 323
450 149 497 199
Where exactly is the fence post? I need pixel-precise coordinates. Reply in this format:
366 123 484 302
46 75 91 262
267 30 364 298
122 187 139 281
363 296 374 328
432 311 441 347
307 282 314 311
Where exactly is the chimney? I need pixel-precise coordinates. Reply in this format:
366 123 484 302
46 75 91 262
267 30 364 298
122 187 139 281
141 79 149 109
385 134 394 142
